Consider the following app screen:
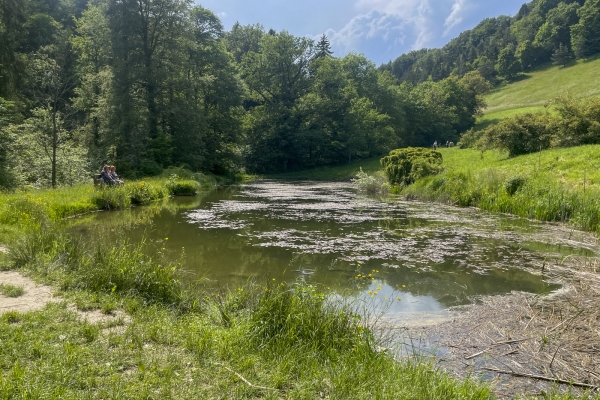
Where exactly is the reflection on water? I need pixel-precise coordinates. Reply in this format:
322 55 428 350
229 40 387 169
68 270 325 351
78 181 598 322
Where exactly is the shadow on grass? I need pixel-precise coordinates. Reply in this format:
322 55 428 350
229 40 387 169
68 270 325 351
473 118 501 131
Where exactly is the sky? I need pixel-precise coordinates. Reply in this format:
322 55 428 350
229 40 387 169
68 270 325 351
196 0 527 65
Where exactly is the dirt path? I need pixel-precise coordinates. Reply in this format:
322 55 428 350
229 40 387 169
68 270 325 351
0 271 56 314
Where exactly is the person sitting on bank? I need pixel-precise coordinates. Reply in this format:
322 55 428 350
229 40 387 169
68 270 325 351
100 165 115 185
110 166 124 185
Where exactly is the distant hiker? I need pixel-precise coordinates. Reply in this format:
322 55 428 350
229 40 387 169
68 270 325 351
433 141 438 150
446 141 449 148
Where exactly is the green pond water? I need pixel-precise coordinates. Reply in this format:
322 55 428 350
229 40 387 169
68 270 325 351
75 181 598 323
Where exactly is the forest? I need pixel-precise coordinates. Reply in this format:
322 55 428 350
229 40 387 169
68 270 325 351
0 0 491 187
0 0 598 189
380 0 600 85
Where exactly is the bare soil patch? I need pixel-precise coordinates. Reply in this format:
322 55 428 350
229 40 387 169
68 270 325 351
1 271 131 332
0 271 56 314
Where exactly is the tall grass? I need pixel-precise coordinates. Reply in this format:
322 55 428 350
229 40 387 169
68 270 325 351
10 225 190 308
404 149 600 234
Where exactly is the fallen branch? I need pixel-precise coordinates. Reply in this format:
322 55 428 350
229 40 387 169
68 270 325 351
219 364 280 392
482 367 599 390
465 338 531 359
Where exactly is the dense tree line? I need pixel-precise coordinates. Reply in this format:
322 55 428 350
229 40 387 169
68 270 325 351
380 0 600 84
0 0 491 187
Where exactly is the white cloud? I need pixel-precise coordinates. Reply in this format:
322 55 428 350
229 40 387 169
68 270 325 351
323 11 409 52
315 0 479 63
443 0 469 36
351 0 438 50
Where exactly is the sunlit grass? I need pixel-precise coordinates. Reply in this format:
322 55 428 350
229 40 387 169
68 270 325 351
0 283 24 297
403 146 600 234
484 55 600 113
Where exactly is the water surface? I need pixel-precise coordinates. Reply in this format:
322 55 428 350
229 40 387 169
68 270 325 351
80 181 598 323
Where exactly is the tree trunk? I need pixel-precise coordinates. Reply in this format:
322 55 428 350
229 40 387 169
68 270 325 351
52 109 58 188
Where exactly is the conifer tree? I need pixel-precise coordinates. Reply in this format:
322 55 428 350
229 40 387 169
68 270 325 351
551 43 574 66
315 34 333 58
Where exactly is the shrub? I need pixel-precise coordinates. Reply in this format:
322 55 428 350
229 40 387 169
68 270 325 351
91 187 131 210
127 181 166 205
380 147 443 186
504 176 526 196
352 168 389 195
165 175 200 196
478 112 554 157
458 128 484 149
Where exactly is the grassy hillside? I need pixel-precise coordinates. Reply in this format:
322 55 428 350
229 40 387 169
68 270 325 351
476 55 600 129
436 146 600 192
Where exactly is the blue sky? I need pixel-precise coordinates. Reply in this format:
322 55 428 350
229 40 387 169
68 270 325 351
196 0 526 65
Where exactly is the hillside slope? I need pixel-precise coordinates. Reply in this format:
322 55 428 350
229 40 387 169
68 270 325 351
477 55 600 129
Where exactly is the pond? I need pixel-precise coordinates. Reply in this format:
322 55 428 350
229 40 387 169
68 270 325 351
76 181 598 324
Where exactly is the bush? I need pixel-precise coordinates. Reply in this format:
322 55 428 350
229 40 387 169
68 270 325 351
380 147 443 186
352 168 389 195
127 181 166 205
91 187 131 210
165 175 200 196
458 128 484 149
478 112 554 157
504 176 526 196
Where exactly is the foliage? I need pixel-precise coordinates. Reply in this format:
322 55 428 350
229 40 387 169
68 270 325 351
570 0 600 58
551 43 574 66
478 112 554 157
504 176 527 196
380 147 443 186
381 0 600 87
351 168 389 195
91 186 131 210
127 181 166 205
479 96 600 156
165 175 200 196
496 46 522 79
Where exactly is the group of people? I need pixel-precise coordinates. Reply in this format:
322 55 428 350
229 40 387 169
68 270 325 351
100 165 124 186
433 140 455 150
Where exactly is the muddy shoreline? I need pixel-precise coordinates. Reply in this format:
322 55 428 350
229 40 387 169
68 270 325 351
402 254 600 398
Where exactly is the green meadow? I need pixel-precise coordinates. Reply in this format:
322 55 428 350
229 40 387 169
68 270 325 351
475 55 600 130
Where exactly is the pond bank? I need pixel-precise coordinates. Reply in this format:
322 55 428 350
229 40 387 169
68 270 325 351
408 249 600 398
0 184 496 399
1 175 599 398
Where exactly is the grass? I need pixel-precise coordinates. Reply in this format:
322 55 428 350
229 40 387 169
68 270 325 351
474 55 600 131
268 157 382 181
0 283 24 297
401 146 600 234
485 55 600 113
